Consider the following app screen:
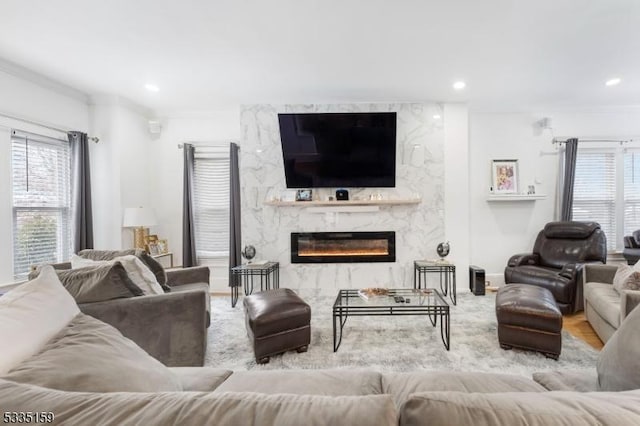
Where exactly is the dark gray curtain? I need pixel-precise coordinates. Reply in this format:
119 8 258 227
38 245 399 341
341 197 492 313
229 143 241 287
561 138 579 221
182 143 197 267
68 131 94 252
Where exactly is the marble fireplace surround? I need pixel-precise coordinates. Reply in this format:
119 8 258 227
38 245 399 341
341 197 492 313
240 103 444 294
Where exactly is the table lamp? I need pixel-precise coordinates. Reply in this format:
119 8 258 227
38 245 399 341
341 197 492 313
123 207 157 250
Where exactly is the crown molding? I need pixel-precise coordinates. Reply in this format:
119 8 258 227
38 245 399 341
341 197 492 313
0 56 89 104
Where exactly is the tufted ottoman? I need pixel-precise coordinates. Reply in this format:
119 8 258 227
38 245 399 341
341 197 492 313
243 288 311 364
496 284 563 360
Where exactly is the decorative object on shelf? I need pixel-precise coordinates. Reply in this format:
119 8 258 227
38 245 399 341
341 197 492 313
122 207 157 250
242 245 256 263
491 159 519 194
336 189 349 200
295 189 313 201
437 241 450 259
527 185 536 195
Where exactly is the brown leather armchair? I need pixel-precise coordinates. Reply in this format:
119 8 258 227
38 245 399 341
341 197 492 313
504 221 607 314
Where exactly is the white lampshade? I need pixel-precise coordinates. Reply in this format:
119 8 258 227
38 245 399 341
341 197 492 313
123 207 157 228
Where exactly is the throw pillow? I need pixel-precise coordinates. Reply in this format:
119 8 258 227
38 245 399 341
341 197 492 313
597 290 640 390
78 249 170 291
30 262 143 303
3 313 183 393
71 254 164 295
0 266 79 375
612 264 640 293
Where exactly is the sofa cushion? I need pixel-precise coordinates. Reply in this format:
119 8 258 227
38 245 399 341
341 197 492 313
584 282 621 329
214 370 383 395
613 264 640 293
597 293 640 391
0 379 398 426
383 372 545 408
0 266 79 375
72 254 164 295
79 249 169 290
31 262 143 303
169 367 233 391
399 390 640 426
532 370 599 392
2 313 182 393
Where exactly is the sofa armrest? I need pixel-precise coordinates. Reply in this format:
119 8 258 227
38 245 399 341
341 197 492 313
620 290 640 322
79 291 208 367
166 266 210 288
508 253 539 267
583 264 618 285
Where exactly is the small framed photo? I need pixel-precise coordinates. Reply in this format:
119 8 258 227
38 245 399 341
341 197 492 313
147 242 160 255
295 189 313 201
144 234 158 244
157 239 168 254
491 159 519 194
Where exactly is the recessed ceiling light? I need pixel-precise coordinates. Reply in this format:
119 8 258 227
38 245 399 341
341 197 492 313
145 83 160 92
453 81 466 90
433 114 441 120
605 78 621 86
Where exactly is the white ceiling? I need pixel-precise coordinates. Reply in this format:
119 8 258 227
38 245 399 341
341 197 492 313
2 0 639 113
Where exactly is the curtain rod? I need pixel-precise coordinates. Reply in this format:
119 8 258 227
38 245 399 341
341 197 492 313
552 137 635 145
0 111 99 143
177 142 237 149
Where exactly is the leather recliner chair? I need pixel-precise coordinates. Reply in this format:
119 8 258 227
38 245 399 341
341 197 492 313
504 221 607 314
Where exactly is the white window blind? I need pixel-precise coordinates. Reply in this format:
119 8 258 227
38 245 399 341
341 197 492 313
624 149 640 237
193 147 230 261
572 150 617 251
11 131 72 278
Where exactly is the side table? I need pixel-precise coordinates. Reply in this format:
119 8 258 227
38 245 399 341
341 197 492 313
230 262 280 307
414 260 457 305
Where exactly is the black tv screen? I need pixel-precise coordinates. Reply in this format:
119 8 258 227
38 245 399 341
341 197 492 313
278 112 397 188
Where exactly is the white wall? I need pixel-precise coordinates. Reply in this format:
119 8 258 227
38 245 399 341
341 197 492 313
89 97 156 249
149 111 240 289
469 107 640 285
444 104 470 291
0 69 89 285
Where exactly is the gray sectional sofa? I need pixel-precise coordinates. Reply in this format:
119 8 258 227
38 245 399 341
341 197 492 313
584 264 640 343
3 265 640 425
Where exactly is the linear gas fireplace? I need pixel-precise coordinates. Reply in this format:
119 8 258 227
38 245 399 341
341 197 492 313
291 232 396 263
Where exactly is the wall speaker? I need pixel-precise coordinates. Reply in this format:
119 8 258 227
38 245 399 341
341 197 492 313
336 189 349 201
469 265 485 296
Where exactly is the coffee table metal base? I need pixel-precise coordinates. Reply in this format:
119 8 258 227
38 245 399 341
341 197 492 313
332 289 450 352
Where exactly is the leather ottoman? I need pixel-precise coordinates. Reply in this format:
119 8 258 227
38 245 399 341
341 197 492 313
243 288 311 364
496 284 562 360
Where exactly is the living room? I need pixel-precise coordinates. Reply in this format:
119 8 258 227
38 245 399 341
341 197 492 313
2 1 640 424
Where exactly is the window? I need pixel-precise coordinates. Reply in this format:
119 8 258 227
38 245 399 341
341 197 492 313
11 131 72 278
572 146 640 251
193 146 230 262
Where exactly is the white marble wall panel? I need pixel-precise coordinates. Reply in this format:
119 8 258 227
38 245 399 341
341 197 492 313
240 103 444 295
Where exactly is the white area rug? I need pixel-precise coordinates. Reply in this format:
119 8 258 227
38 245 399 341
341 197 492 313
206 291 599 376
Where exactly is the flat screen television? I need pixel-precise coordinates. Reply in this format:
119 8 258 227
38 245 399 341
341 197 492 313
278 112 397 188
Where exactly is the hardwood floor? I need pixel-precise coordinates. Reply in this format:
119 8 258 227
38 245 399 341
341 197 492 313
563 312 603 350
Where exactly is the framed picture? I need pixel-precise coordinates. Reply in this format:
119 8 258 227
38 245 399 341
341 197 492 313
144 234 158 244
157 239 168 254
146 242 160 255
295 189 313 201
491 159 519 194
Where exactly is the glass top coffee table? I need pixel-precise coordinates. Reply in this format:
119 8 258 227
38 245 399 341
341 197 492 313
332 288 450 352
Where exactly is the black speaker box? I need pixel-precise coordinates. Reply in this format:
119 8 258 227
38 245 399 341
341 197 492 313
336 189 349 201
469 265 485 296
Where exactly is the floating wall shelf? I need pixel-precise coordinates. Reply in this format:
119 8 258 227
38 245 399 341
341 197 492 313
264 199 421 207
486 194 547 202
